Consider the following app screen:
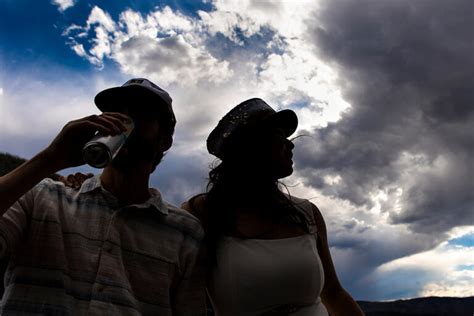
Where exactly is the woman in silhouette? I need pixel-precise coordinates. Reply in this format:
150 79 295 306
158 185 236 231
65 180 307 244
183 98 364 315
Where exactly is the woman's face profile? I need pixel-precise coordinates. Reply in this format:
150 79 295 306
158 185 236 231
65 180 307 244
252 127 295 180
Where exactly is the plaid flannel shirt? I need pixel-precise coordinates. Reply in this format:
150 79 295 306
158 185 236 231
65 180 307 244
0 175 206 315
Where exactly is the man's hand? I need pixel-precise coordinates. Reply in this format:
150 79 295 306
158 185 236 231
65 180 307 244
0 112 130 216
59 173 94 189
44 112 130 170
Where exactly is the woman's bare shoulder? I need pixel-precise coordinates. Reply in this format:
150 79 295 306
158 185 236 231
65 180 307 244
308 202 328 238
181 193 209 221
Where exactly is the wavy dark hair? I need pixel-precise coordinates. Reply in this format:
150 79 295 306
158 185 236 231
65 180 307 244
196 124 310 267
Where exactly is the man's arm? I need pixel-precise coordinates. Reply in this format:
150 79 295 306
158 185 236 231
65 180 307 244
0 113 129 216
0 150 60 217
171 219 207 316
172 247 207 316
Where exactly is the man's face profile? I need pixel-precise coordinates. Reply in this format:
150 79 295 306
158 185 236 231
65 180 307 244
112 103 164 170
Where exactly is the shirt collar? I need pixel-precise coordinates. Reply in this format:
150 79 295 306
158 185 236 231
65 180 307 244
78 174 169 215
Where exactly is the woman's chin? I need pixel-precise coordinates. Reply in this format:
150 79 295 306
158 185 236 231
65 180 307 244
276 166 294 179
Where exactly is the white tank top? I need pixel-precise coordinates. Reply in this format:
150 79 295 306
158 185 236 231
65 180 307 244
207 198 329 316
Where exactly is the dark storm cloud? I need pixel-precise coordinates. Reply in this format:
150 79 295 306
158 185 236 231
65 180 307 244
296 0 474 234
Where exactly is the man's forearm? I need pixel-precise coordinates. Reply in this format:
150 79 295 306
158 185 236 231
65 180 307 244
0 150 61 216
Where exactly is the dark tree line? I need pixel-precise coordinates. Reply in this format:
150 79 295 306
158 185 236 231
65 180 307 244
0 152 60 179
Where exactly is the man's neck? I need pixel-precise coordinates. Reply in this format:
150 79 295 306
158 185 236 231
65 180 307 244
100 166 151 206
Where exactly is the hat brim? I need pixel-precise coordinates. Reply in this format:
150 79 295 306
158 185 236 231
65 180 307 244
263 109 298 137
94 85 166 113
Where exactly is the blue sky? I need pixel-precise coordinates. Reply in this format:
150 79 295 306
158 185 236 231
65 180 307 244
1 0 473 301
450 233 474 248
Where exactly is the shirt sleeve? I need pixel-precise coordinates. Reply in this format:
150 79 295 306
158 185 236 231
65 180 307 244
0 183 37 258
171 226 208 316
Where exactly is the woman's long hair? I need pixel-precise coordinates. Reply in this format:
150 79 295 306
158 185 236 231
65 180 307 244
200 126 310 267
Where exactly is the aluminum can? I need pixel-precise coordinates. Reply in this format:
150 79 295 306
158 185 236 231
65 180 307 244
82 118 134 168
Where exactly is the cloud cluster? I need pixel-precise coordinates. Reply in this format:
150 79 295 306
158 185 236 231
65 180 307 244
297 0 474 235
275 0 473 298
64 2 350 134
64 6 232 84
374 238 474 299
285 181 453 299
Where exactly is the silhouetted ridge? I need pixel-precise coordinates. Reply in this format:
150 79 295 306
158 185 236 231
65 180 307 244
0 152 60 179
358 296 474 316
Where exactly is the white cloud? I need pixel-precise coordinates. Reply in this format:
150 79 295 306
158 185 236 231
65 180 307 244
71 43 101 66
65 6 232 84
255 41 351 130
198 9 263 45
63 3 351 137
421 271 474 297
87 6 116 32
200 0 319 40
281 179 474 299
379 241 474 274
195 0 351 130
113 34 232 86
62 7 117 67
51 0 75 12
376 231 474 298
85 7 117 67
149 6 195 34
0 75 101 145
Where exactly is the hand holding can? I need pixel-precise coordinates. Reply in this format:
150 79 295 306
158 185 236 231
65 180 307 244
82 117 134 168
43 113 130 170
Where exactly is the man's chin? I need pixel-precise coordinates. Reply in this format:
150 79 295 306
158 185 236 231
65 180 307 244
111 149 155 171
111 151 140 170
110 155 130 170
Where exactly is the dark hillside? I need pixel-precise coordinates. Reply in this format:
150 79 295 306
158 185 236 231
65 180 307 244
0 152 60 179
358 296 474 316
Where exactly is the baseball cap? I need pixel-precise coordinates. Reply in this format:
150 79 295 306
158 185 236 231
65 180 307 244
94 78 176 135
207 98 298 159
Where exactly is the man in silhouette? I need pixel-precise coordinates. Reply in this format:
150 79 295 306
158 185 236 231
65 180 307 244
0 78 206 315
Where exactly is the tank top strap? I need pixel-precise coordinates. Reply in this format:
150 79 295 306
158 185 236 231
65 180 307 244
284 194 318 235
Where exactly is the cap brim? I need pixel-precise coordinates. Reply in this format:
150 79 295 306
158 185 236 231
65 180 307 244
94 85 164 112
264 109 298 137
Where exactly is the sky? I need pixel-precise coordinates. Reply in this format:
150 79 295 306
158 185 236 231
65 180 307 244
0 0 473 301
